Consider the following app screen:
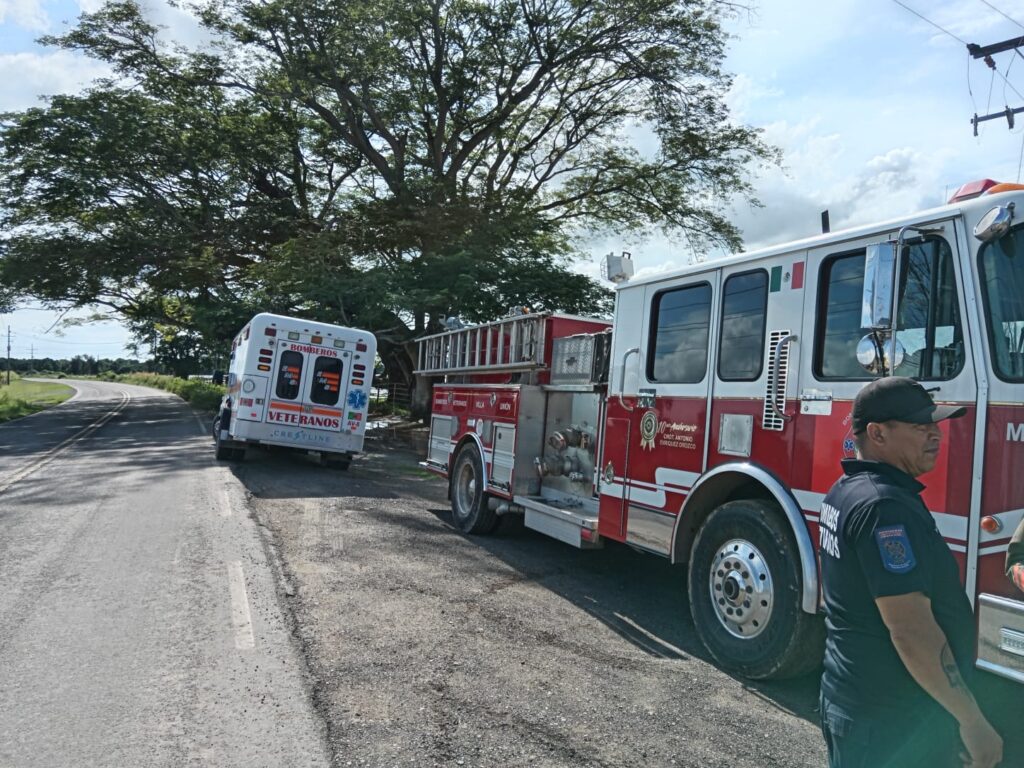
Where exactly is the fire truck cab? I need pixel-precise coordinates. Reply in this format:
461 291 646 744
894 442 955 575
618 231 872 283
417 181 1024 681
214 313 377 468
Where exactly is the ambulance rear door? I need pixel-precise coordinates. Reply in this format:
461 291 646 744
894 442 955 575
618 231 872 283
266 342 348 435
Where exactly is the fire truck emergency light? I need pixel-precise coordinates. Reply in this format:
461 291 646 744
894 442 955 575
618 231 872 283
603 251 634 283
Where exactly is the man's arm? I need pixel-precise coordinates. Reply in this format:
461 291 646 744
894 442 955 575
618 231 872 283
876 593 1002 768
1006 517 1024 593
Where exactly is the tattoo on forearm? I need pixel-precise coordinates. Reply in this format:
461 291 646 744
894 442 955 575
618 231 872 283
940 643 973 699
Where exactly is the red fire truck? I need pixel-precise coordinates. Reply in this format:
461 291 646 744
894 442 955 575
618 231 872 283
416 179 1024 682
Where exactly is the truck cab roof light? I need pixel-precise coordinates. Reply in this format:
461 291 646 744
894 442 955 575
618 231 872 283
311 335 323 344
948 179 998 203
264 327 277 337
356 342 368 352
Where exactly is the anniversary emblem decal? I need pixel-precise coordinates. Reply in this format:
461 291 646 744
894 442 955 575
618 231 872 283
640 409 658 451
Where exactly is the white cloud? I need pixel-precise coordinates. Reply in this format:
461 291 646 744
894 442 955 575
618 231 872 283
0 0 49 32
0 50 112 111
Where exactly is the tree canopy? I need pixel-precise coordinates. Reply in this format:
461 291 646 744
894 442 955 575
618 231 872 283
0 0 776 385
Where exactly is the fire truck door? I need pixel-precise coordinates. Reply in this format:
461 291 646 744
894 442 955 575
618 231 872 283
798 224 978 573
706 263 796 479
599 272 720 551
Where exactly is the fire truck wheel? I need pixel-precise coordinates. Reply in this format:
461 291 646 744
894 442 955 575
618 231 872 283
450 445 499 535
688 499 824 680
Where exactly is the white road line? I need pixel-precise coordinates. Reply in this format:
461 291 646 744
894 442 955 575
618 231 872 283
227 561 256 650
219 483 233 518
0 390 131 496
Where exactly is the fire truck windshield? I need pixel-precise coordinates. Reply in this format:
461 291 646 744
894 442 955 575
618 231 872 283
979 223 1024 382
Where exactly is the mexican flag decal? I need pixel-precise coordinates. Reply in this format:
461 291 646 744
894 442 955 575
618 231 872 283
770 262 805 292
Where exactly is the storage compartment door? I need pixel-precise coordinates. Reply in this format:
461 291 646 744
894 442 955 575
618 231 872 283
490 424 516 492
428 415 454 467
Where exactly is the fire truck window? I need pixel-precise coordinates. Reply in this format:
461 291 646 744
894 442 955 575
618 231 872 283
718 270 768 381
893 238 963 380
276 350 303 400
817 253 865 379
979 223 1024 381
816 239 963 380
311 356 343 406
648 283 712 383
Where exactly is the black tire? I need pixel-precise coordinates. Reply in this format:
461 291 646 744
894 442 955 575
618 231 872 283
213 415 244 462
688 499 824 680
321 452 351 471
449 444 498 534
213 416 232 461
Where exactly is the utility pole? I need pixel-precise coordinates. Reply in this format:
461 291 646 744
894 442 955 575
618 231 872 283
967 36 1024 135
5 326 10 386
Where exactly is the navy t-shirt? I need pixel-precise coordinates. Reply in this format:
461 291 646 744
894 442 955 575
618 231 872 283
819 459 974 713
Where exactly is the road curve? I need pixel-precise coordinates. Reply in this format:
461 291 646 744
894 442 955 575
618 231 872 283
0 380 330 767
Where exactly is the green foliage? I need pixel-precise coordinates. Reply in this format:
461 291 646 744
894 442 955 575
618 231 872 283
1 0 776 387
115 372 226 411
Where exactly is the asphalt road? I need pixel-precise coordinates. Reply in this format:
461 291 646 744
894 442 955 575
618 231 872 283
2 381 1019 768
237 442 830 768
0 380 330 767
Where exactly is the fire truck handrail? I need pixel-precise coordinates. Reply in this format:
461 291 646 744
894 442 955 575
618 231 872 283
617 347 641 412
769 334 797 422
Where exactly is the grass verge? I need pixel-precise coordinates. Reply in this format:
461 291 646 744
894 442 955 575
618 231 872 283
111 372 226 412
0 377 75 423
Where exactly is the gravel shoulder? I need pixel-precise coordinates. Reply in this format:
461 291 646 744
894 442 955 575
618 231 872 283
232 441 829 768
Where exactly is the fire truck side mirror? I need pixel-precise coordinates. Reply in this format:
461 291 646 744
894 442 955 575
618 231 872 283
212 370 224 386
861 242 897 330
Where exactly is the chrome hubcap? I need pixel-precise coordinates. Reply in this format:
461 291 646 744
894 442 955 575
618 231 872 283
709 539 774 639
455 462 476 516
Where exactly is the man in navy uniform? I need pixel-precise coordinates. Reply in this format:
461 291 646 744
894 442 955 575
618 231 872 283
818 377 1003 768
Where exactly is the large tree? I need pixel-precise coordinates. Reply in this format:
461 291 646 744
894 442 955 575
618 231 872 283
1 0 775 392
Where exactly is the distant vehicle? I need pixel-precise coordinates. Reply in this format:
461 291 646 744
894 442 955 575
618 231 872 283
213 313 377 469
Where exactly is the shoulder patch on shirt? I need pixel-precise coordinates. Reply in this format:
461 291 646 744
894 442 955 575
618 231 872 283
875 525 917 573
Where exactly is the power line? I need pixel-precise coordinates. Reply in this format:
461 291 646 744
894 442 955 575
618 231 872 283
891 1 968 45
978 0 1024 31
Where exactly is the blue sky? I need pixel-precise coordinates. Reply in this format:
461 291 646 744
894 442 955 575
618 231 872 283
2 0 1024 359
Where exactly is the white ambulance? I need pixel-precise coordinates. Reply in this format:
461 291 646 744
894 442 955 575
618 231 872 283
213 313 377 468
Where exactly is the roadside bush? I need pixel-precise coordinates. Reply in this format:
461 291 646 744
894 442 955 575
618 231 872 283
116 372 225 412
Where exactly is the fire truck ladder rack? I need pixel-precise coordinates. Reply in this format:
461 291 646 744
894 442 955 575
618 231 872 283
416 313 549 376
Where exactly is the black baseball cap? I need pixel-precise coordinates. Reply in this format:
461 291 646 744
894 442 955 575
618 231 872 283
852 377 967 434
